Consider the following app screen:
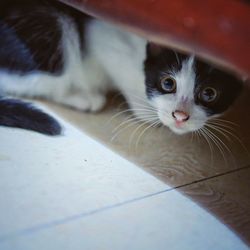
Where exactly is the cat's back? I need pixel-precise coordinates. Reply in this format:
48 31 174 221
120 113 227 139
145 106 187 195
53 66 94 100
0 0 85 75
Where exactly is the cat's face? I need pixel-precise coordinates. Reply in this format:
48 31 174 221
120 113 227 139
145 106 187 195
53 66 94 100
144 44 243 134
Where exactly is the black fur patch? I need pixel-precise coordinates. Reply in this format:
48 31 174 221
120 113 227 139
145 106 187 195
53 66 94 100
144 43 188 97
193 60 243 114
0 0 88 74
144 43 243 115
0 21 36 72
0 0 64 74
0 98 62 135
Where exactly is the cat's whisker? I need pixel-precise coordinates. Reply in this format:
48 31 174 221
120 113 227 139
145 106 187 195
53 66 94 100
130 102 158 112
108 109 134 124
211 118 239 127
111 111 159 142
208 119 235 126
112 115 138 133
129 119 158 148
157 109 172 120
130 107 158 114
201 127 226 163
112 113 158 133
129 121 152 145
205 124 232 142
110 91 124 102
122 91 151 104
117 101 129 110
207 122 240 142
199 128 214 165
202 127 232 165
191 131 194 143
204 127 230 154
206 123 249 156
135 120 161 151
108 107 157 124
110 119 144 142
194 130 202 145
208 120 237 131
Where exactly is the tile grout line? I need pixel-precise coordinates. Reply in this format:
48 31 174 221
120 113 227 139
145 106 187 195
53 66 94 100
0 188 173 242
1 165 249 242
172 164 250 191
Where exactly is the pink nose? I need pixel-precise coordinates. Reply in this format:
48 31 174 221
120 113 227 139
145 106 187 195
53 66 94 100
172 110 190 122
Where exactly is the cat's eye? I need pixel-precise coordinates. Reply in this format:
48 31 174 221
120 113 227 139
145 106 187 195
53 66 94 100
160 76 176 93
199 87 218 103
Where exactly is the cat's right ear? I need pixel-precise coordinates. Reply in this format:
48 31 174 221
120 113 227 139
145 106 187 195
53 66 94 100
146 42 164 57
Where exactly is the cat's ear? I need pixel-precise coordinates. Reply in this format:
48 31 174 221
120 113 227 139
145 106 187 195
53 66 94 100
241 74 249 82
146 43 164 57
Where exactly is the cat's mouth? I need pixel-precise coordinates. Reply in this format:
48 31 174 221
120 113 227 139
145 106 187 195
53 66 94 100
158 110 193 134
159 115 205 135
157 105 208 134
170 124 189 135
159 117 190 135
166 118 206 135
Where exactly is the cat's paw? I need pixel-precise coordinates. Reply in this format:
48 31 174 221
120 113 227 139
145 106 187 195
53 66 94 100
63 93 106 112
86 93 106 112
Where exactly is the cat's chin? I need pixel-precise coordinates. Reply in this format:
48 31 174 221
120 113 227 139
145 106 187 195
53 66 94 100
169 126 191 135
166 122 204 135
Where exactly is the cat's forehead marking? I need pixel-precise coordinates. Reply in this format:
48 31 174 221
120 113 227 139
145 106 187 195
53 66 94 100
174 55 196 100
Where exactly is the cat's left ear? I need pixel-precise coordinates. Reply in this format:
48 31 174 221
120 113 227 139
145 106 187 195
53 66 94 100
146 42 164 57
241 74 249 82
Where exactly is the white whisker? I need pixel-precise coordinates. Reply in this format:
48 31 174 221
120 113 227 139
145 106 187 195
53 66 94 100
108 107 157 124
211 118 239 127
110 119 143 142
129 119 158 147
206 122 249 157
135 120 161 150
203 127 232 165
205 124 232 142
112 114 158 133
202 127 226 162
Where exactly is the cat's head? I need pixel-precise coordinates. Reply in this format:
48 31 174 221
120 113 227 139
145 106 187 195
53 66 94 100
144 44 243 134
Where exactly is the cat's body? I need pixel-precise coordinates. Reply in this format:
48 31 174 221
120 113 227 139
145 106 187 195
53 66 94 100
0 0 243 135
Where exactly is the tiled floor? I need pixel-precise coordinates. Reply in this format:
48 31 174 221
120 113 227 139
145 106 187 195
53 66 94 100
0 116 248 250
0 88 249 249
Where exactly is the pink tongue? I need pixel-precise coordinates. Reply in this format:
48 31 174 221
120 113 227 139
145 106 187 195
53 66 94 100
175 120 183 127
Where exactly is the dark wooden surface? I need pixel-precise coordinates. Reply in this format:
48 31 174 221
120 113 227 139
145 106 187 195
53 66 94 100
60 0 250 77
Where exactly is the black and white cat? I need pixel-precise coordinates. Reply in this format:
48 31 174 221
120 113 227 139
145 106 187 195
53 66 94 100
0 0 243 135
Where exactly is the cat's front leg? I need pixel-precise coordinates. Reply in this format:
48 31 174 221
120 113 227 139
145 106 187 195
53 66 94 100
55 56 111 112
55 92 107 112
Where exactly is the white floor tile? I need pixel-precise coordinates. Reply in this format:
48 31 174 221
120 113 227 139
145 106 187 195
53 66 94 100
0 118 166 237
0 189 247 250
0 111 247 250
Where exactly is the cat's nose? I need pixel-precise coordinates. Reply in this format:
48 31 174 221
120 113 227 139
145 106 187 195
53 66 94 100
172 110 190 122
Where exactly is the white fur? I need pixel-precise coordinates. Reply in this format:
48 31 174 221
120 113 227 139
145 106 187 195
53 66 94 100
0 17 209 134
85 20 150 118
152 56 208 134
0 16 109 112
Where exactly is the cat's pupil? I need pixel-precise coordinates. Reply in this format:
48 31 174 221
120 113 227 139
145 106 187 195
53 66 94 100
164 79 174 89
161 77 176 93
201 87 217 102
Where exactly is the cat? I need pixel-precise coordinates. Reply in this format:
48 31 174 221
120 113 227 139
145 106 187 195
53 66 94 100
0 0 243 135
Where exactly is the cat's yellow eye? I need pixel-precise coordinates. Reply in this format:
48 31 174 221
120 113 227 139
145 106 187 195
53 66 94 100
199 87 218 103
160 76 176 93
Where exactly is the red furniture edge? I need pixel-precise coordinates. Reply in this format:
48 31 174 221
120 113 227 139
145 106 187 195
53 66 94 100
59 0 250 78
